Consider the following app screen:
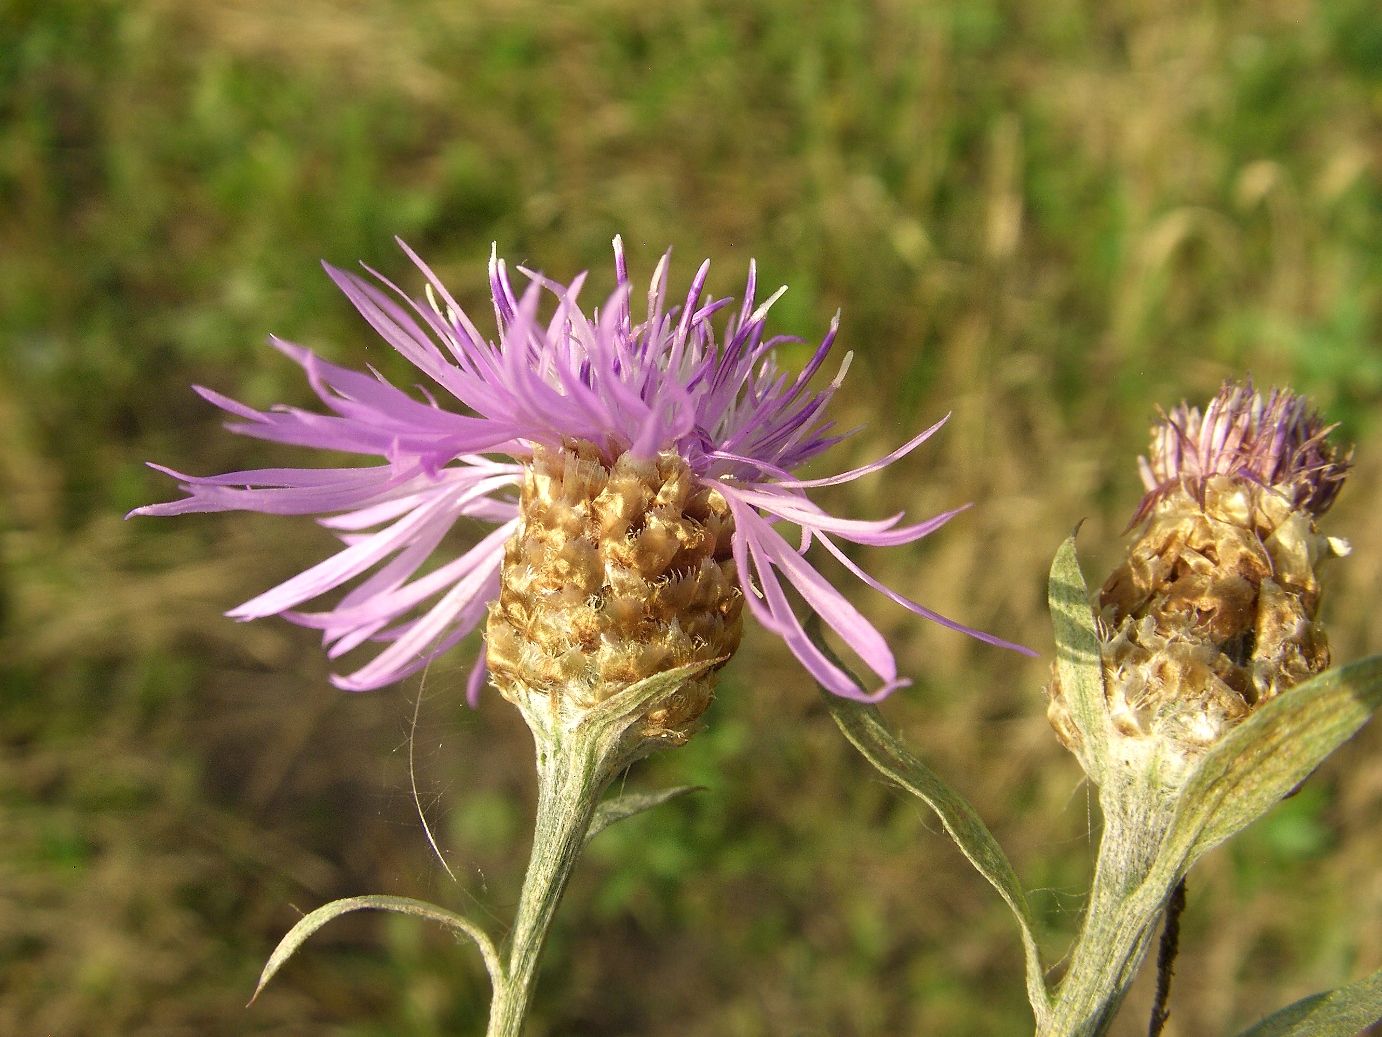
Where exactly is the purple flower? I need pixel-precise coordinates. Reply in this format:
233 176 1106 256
1133 380 1351 527
134 240 1031 702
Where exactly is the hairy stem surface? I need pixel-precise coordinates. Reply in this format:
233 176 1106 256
486 730 606 1037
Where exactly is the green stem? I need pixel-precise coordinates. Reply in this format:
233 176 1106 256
1039 802 1176 1037
482 664 712 1036
486 727 608 1037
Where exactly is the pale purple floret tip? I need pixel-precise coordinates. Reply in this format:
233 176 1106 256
133 239 1032 701
1133 379 1351 528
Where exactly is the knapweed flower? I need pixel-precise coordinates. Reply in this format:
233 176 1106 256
136 240 1027 733
1048 381 1351 785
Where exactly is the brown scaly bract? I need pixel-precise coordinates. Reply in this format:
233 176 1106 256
1048 383 1350 789
486 441 744 742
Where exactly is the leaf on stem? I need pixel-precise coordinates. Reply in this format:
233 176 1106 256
585 785 705 847
1233 967 1382 1037
1048 532 1110 784
1144 655 1382 892
250 894 503 1005
806 618 1051 1023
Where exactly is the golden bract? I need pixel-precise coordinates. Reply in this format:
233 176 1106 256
486 442 744 742
1048 475 1346 788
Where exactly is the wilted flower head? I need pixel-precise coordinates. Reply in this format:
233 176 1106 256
1049 380 1351 787
136 239 1027 730
1132 380 1349 527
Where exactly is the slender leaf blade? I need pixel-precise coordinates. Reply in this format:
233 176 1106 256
585 785 704 846
1048 534 1110 783
1234 967 1382 1037
806 620 1050 1021
585 659 721 732
1146 655 1382 890
250 894 502 1004
823 693 1050 1020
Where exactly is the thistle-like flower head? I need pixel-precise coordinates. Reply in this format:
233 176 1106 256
1049 380 1351 789
136 240 1027 723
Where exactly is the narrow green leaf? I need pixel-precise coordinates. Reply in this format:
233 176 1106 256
585 785 704 846
806 621 1050 1022
1147 655 1382 889
1048 533 1110 783
823 693 1051 1020
250 894 502 1005
1234 967 1382 1037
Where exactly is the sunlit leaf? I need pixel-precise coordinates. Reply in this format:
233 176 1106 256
585 785 704 846
807 620 1051 1023
250 894 502 1005
1234 967 1382 1037
1146 655 1382 891
584 659 721 733
1048 532 1110 783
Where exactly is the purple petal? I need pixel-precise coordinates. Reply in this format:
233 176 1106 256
815 534 1036 656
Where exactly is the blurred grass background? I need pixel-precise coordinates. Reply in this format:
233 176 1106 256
3 0 1381 1033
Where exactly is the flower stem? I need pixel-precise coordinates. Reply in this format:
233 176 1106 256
1039 802 1176 1037
483 664 713 1036
486 726 607 1037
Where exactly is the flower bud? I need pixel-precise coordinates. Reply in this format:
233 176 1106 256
1048 382 1351 788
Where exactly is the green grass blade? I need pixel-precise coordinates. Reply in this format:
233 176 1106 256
1234 967 1382 1037
250 894 502 1005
